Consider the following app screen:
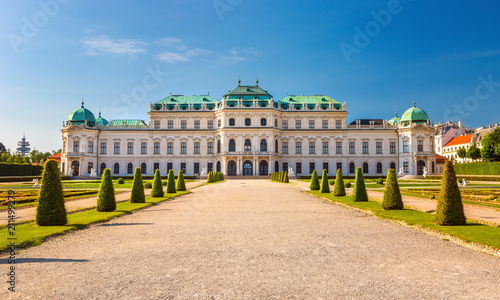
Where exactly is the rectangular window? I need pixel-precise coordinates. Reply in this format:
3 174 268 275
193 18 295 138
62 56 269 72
336 120 342 129
141 142 147 154
323 142 329 154
180 163 186 173
194 120 200 129
154 121 160 129
282 142 288 154
181 142 187 154
208 120 213 129
181 120 187 129
168 120 173 129
403 141 409 153
154 142 160 154
296 120 301 129
362 142 369 154
432 162 435 173
376 142 382 154
87 141 93 153
154 163 159 171
309 142 315 154
336 162 342 171
63 141 66 153
73 141 79 153
418 140 423 152
167 142 173 154
336 142 342 154
100 142 106 154
194 163 200 174
208 162 213 172
296 142 302 154
390 142 396 154
309 120 315 129
322 120 328 129
282 120 288 129
167 162 173 172
127 142 134 154
323 162 329 174
309 162 315 174
207 142 213 154
194 142 200 154
403 161 409 173
283 162 288 172
349 142 355 154
296 162 302 174
114 142 120 154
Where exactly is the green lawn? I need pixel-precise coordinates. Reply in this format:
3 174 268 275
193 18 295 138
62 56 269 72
308 191 500 250
0 191 189 251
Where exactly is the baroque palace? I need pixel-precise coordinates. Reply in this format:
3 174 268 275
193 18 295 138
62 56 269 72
61 81 436 177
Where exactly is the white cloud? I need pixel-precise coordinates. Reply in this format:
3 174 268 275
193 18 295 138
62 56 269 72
218 47 261 64
155 37 188 51
153 38 212 63
82 36 148 56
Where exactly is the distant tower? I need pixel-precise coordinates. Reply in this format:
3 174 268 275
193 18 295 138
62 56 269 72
16 134 31 157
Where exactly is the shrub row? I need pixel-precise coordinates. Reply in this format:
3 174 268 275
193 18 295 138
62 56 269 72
110 175 196 180
207 171 224 183
454 162 500 175
299 175 386 180
0 163 43 177
271 171 289 183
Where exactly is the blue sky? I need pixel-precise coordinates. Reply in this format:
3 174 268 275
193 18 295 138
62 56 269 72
1 0 499 152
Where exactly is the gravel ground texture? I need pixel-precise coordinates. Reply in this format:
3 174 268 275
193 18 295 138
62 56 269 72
2 179 500 299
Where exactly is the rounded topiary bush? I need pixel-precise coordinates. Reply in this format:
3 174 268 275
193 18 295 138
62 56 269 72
310 170 320 190
176 170 186 191
381 169 403 210
162 180 167 186
96 168 116 212
345 182 352 188
151 169 164 197
144 181 152 189
117 178 125 184
435 160 466 225
130 168 145 203
35 159 67 226
333 169 346 196
166 169 176 193
377 178 384 185
353 167 368 202
320 169 330 193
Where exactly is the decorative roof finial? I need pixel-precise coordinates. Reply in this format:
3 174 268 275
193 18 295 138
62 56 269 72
395 112 398 118
81 93 84 108
413 101 416 107
256 76 259 86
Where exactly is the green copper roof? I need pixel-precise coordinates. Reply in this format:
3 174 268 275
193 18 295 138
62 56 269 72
388 112 401 125
154 95 218 104
224 83 273 100
110 119 147 126
401 102 429 125
278 95 340 104
95 112 109 126
68 102 96 125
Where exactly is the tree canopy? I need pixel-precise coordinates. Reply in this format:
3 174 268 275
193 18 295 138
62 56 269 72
481 128 500 162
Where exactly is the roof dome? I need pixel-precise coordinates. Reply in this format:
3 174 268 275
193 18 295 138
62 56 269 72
388 112 401 125
68 101 96 126
95 112 109 126
401 102 429 126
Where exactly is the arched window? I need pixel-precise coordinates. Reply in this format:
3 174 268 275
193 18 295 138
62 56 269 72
363 163 369 174
114 163 120 174
275 140 279 153
100 163 106 175
244 139 251 152
229 139 236 152
390 162 396 170
217 140 221 153
349 162 355 174
377 162 382 174
260 139 267 152
216 161 221 172
141 163 147 174
127 163 133 174
261 118 267 126
245 118 251 126
229 118 235 126
275 161 279 172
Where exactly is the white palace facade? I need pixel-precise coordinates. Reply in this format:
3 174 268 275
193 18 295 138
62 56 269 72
61 81 437 178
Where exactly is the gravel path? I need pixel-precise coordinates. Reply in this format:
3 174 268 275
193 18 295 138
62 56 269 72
3 179 500 299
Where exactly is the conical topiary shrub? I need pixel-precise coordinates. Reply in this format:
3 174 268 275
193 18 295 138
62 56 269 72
167 169 176 193
176 170 186 191
215 172 220 182
435 160 466 225
220 172 224 181
310 170 320 190
207 171 213 183
353 167 368 202
381 169 403 210
35 159 67 226
96 168 116 212
320 169 330 193
283 171 289 183
151 169 164 197
130 168 146 203
333 168 346 196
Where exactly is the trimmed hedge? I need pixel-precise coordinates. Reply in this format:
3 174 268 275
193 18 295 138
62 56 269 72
310 170 320 190
320 169 330 193
436 161 466 225
333 169 346 196
151 169 164 197
454 162 500 175
353 167 368 202
167 169 176 193
0 162 43 176
35 160 67 226
176 170 186 191
381 169 403 210
96 169 116 212
130 168 146 203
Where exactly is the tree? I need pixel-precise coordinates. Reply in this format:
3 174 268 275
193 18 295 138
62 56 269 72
130 168 146 203
353 167 368 202
320 169 330 193
381 169 403 210
456 147 467 160
481 128 500 162
151 169 164 197
466 142 481 161
96 168 116 212
0 142 5 153
166 169 176 193
310 170 320 190
35 159 67 226
176 170 186 191
333 169 346 196
435 160 466 225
